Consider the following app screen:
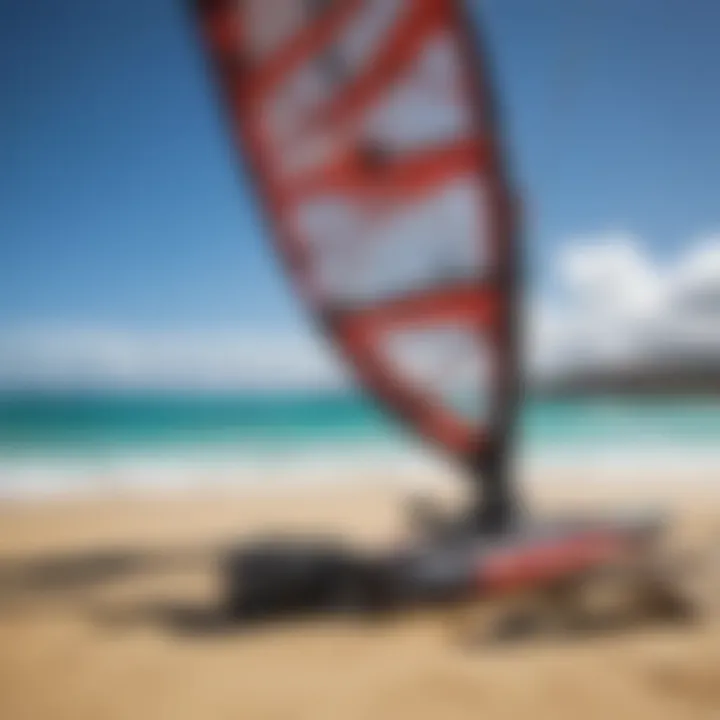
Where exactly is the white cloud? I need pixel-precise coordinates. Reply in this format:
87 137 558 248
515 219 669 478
0 326 348 391
532 231 720 379
1 232 718 391
559 233 663 320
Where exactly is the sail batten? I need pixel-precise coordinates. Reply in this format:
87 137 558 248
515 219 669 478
283 139 488 204
330 283 497 331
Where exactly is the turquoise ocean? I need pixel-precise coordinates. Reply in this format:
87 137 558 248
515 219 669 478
0 392 718 496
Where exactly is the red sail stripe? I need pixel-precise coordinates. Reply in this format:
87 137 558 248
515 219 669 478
310 0 451 135
334 284 496 334
246 1 364 104
284 138 487 205
202 3 243 55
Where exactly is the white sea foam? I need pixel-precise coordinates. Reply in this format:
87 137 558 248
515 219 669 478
0 443 718 500
0 442 452 500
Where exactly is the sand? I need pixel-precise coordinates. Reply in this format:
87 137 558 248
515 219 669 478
0 476 718 720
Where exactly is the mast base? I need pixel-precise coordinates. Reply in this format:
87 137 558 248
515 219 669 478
467 444 519 536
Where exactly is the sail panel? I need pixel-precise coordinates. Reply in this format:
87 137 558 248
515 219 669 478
195 0 517 460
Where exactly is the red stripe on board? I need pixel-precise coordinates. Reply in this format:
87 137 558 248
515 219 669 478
480 535 626 594
193 0 516 461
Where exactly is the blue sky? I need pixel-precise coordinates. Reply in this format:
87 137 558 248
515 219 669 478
485 0 720 274
1 0 719 385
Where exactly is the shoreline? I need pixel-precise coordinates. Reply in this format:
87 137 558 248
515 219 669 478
1 448 720 502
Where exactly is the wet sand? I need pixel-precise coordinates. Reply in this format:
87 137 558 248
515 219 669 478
0 477 718 720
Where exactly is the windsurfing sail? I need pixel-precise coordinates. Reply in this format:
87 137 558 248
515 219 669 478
193 0 519 478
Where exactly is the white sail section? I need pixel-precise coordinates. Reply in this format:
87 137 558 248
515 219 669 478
196 0 516 456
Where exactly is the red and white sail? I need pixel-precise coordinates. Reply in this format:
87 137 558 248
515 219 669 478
195 0 519 462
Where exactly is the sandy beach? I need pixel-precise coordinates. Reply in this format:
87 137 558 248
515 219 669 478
0 475 718 720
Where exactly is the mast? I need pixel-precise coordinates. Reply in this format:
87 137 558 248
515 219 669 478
193 1 523 534
470 433 516 533
455 1 522 532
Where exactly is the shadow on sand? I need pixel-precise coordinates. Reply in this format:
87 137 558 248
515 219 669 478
0 542 348 636
0 544 222 596
0 542 699 644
